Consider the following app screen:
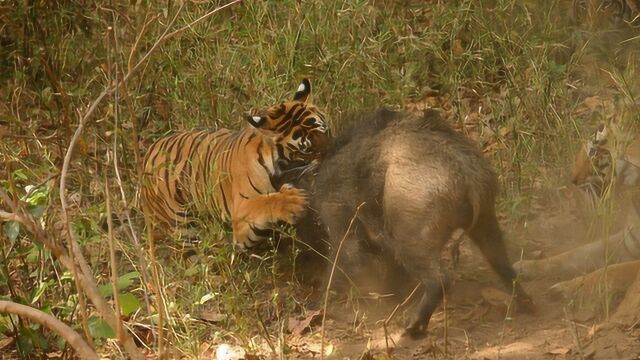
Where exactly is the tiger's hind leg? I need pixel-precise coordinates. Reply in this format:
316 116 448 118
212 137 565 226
232 184 307 249
549 260 640 300
514 229 634 281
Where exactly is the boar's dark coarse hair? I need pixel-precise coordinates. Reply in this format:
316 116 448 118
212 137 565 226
298 108 534 337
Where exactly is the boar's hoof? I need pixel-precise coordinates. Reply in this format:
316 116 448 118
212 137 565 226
516 295 537 314
403 322 427 339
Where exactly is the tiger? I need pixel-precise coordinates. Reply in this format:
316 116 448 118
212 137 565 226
571 123 640 194
572 0 640 28
140 79 330 250
514 123 640 298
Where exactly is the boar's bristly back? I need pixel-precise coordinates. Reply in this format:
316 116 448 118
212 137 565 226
296 108 534 337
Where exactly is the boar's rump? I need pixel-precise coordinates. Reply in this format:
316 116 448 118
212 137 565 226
297 108 534 337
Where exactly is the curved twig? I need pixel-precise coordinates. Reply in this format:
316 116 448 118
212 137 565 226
0 300 98 360
56 6 189 359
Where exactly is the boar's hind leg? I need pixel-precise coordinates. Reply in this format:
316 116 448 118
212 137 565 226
404 263 449 338
468 211 535 313
386 224 451 337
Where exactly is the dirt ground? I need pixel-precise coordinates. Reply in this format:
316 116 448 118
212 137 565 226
278 186 640 360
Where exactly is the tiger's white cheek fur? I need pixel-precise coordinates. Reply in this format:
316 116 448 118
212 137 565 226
617 159 640 186
595 127 608 142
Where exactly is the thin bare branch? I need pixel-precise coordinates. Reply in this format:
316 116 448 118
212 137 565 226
105 175 124 342
53 4 177 359
52 3 243 357
162 0 242 41
0 301 98 360
110 10 155 345
320 202 365 360
0 210 21 223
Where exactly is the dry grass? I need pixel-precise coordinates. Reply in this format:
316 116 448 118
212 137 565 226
0 0 638 358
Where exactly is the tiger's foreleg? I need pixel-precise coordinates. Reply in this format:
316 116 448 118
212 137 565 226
549 260 640 300
514 230 634 281
232 184 308 249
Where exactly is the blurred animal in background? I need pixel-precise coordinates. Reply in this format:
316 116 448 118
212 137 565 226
141 79 330 250
297 109 534 337
514 122 640 312
572 0 640 28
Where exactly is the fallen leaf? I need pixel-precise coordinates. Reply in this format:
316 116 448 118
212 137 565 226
0 337 14 350
198 310 227 324
304 342 335 357
324 344 334 356
288 309 322 336
215 344 246 360
199 342 214 357
547 347 571 355
360 350 376 360
452 39 464 56
582 96 604 111
530 250 544 259
480 287 511 307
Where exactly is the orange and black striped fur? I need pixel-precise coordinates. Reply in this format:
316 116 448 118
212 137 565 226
572 0 640 27
515 123 640 284
141 79 330 249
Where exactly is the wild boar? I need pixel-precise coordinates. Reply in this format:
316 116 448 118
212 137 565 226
298 108 534 337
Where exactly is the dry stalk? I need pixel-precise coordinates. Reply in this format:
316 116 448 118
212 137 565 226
378 282 421 354
320 202 365 360
141 200 167 358
240 271 277 355
0 210 20 223
52 6 183 355
109 11 155 341
53 2 243 357
0 3 244 358
564 307 586 360
58 111 97 351
1 186 144 358
0 231 27 337
162 0 243 41
105 174 124 342
127 12 159 73
121 11 185 353
0 301 98 360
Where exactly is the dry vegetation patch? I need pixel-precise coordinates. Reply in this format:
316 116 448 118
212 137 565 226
0 0 639 358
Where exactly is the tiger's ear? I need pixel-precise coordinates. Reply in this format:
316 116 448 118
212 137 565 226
246 115 267 128
293 78 311 102
595 123 608 144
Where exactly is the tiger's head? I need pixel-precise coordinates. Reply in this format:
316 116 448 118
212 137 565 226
571 124 613 194
571 123 640 195
246 79 330 162
572 0 640 29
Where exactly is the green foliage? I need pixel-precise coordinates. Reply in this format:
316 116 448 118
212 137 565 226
3 222 20 242
119 293 141 317
17 326 49 354
88 316 115 340
98 271 140 298
0 0 638 357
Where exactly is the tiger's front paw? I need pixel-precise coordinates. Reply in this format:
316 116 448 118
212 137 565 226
276 184 308 224
513 258 557 280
